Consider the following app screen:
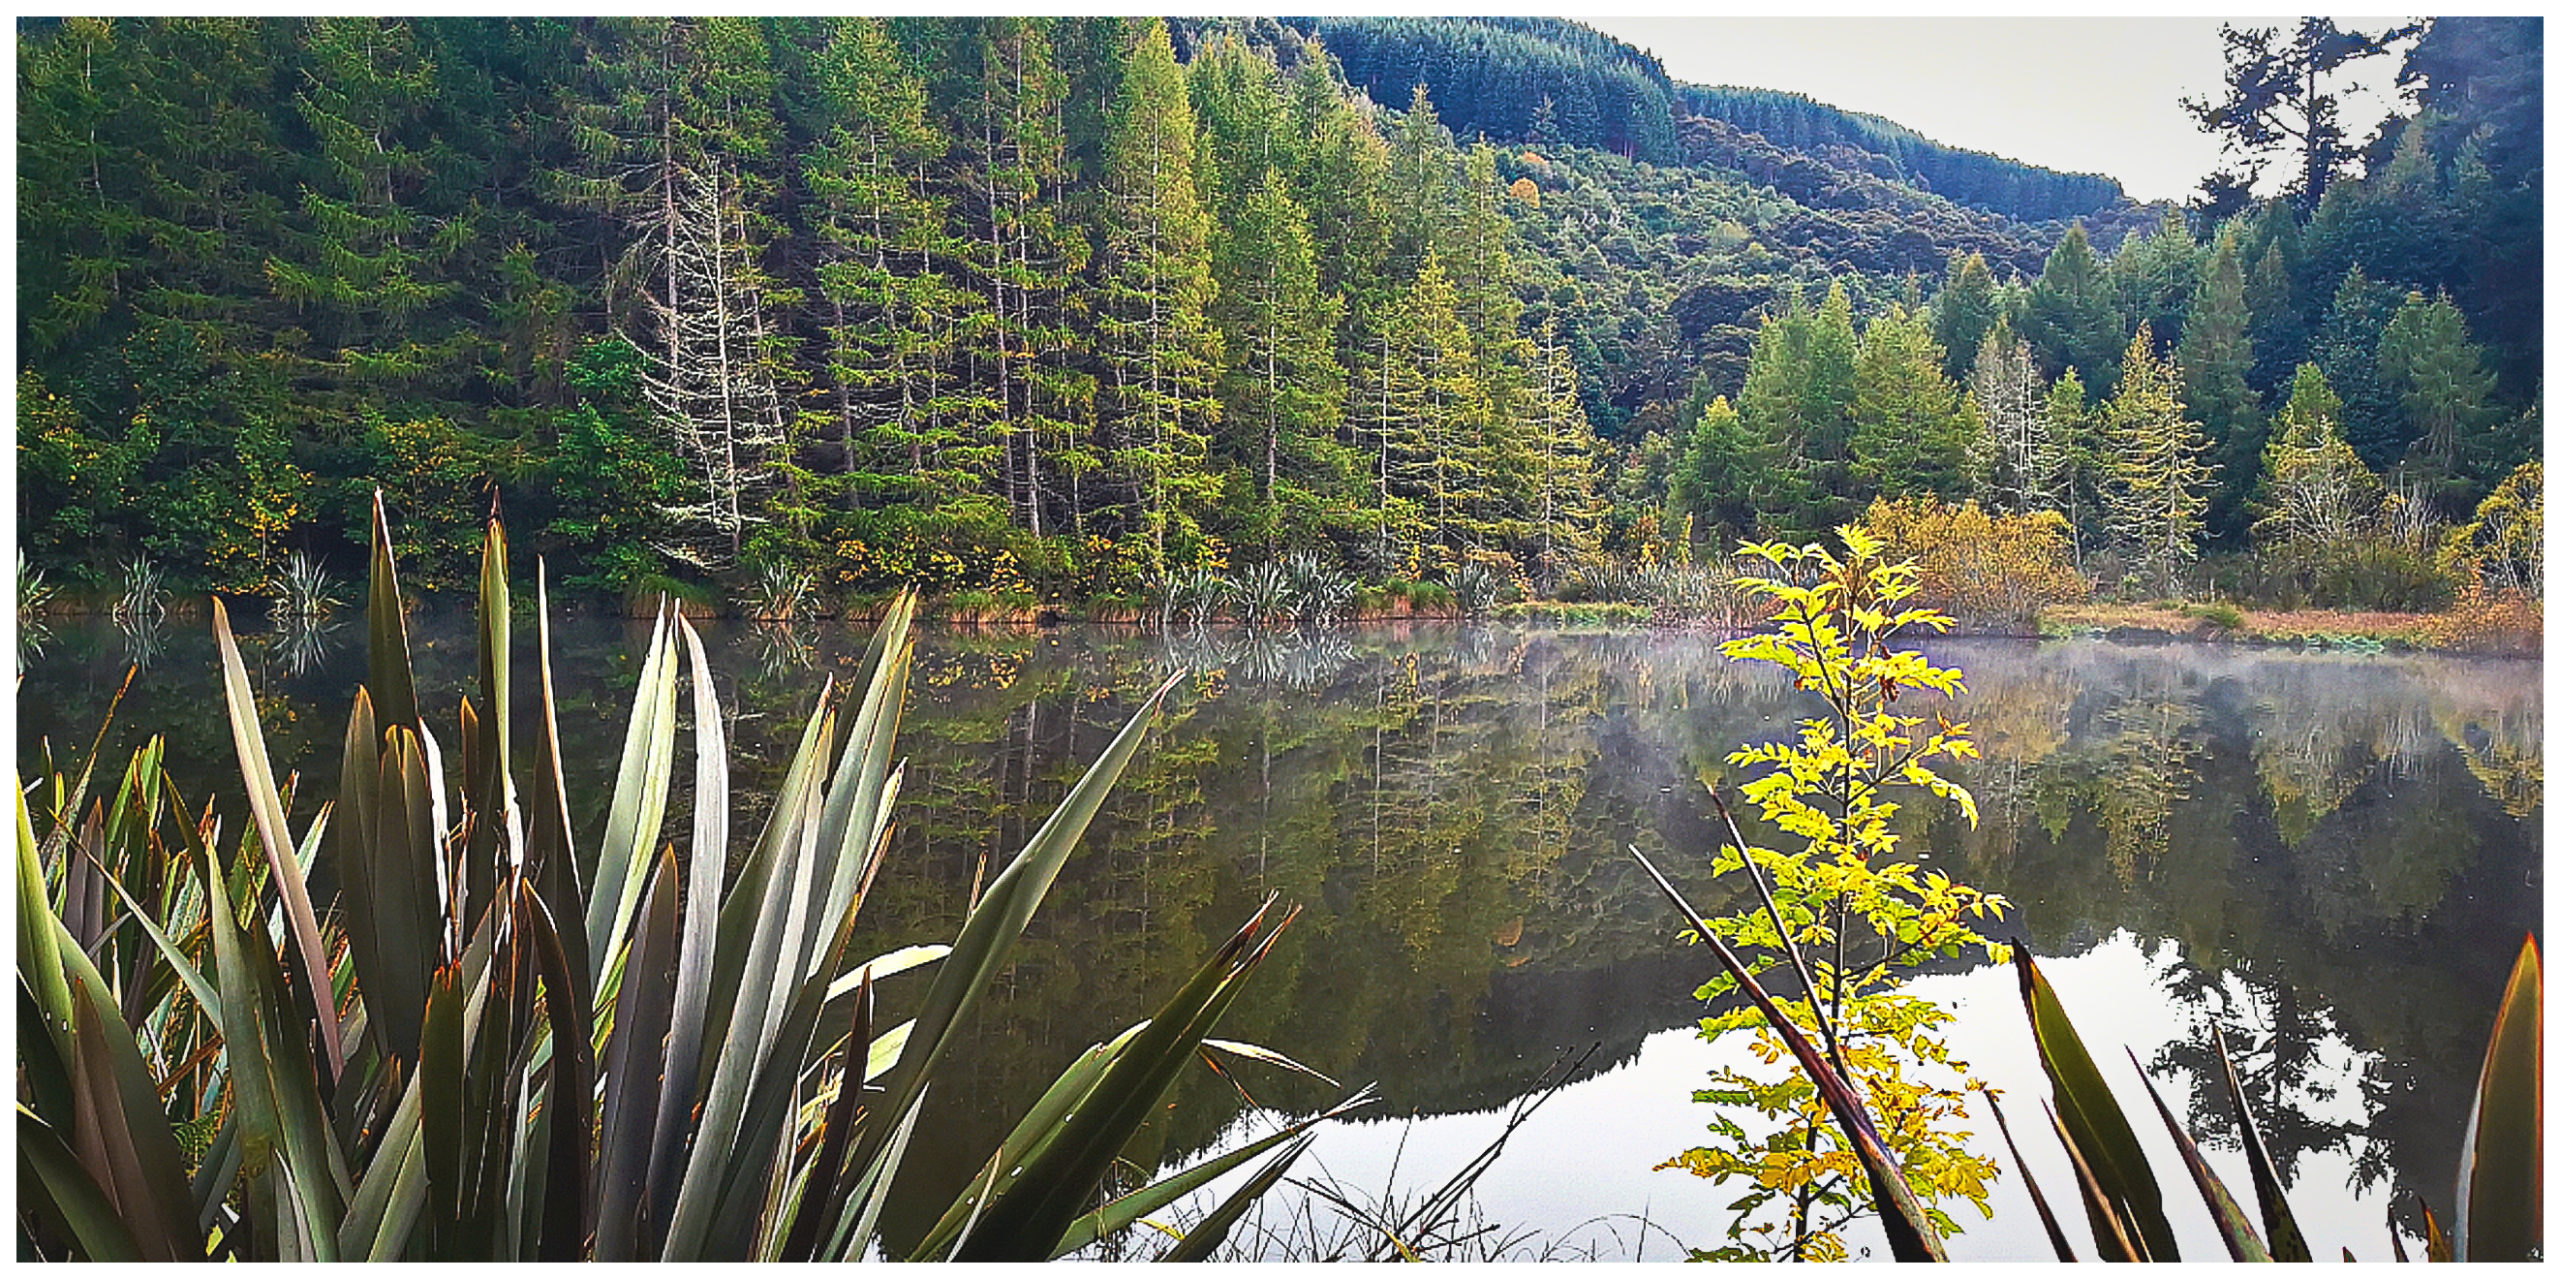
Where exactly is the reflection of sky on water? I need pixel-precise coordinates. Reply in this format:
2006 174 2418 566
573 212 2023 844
15 620 2537 1262
1168 933 2409 1262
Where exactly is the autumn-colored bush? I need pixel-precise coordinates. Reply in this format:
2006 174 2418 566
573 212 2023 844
2439 460 2542 601
1860 496 2088 631
2427 576 2543 655
2419 461 2544 655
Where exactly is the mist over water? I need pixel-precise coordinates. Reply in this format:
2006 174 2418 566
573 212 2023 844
20 618 2538 1259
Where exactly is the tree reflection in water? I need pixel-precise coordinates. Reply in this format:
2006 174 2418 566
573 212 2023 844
12 621 2538 1254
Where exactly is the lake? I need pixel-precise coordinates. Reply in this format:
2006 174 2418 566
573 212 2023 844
16 614 2541 1261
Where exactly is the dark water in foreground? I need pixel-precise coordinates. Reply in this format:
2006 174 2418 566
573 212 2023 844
16 617 2541 1260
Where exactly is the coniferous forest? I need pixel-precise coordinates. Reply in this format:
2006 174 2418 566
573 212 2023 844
16 16 2542 620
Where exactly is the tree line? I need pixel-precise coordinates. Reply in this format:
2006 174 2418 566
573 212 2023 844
18 16 1606 602
1663 207 2533 600
1284 16 1683 164
1653 15 2539 603
1674 85 2124 224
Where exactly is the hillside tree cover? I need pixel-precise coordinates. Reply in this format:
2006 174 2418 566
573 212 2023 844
17 16 1619 600
15 15 2540 610
1675 83 2123 222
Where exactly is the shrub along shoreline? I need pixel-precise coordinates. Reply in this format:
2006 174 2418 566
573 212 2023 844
26 486 2534 656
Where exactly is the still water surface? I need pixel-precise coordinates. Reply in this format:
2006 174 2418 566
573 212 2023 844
17 617 2541 1260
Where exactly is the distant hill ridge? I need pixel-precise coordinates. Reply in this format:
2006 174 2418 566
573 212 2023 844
1677 84 2124 223
1282 15 1685 163
1276 16 2128 225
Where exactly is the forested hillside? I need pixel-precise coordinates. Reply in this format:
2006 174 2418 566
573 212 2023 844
1278 16 2127 225
16 16 2541 617
1676 85 2123 223
1278 16 1682 163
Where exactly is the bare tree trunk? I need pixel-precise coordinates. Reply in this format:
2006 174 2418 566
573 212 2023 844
633 163 786 570
708 168 744 564
1014 49 1045 540
978 80 1021 530
1376 329 1392 570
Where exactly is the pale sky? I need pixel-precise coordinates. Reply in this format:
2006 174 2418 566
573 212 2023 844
1584 17 2416 203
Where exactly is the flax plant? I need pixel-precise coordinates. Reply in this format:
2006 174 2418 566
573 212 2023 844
17 496 1364 1263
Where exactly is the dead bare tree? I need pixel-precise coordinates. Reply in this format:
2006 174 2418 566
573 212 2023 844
1967 327 2057 517
633 161 788 570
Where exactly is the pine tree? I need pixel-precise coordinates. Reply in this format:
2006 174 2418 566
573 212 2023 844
268 19 476 403
1802 285 1863 529
2045 367 2103 565
1528 94 1562 149
2184 18 2414 207
546 17 683 303
1450 143 1527 376
1523 316 1605 578
1746 282 1862 534
636 162 791 569
1098 19 1224 572
1364 268 1430 573
2178 234 2261 540
682 20 807 554
1448 142 1534 554
676 19 786 192
1931 251 1999 380
1386 85 1459 282
804 18 985 533
1049 16 1134 206
1211 180 1350 551
2256 361 2382 544
2020 221 2127 399
2109 209 2201 347
592 19 789 328
1189 35 1356 552
955 18 1092 541
1671 390 1780 545
2378 289 2499 492
1416 255 1494 569
1186 33 1291 218
2103 326 2217 596
1849 304 1973 501
555 17 797 569
1966 319 2057 515
1284 43 1394 411
1375 253 1486 572
2313 265 2407 470
2243 240 2308 397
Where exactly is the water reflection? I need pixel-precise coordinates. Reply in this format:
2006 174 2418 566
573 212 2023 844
748 620 817 678
13 622 2539 1258
269 613 347 677
115 607 172 672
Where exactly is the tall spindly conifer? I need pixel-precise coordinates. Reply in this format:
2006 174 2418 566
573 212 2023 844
1099 19 1223 570
2104 325 2217 594
2179 233 2260 539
